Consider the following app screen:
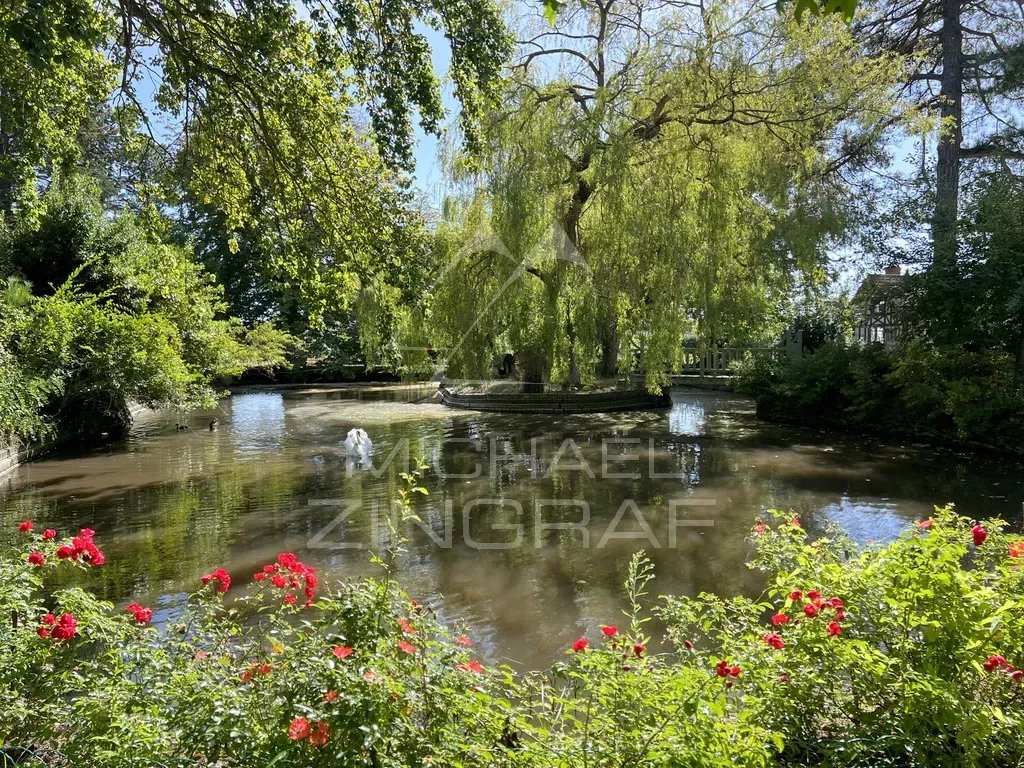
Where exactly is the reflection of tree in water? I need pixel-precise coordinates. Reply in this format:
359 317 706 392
2 390 1021 668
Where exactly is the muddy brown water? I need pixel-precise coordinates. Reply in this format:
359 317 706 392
2 386 1021 668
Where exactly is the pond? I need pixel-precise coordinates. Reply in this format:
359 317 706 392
2 386 1022 669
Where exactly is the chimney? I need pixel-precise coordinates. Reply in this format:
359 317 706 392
884 264 901 276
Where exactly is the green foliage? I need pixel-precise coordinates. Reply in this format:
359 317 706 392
662 508 1024 766
423 0 907 388
3 508 1024 766
0 180 293 442
738 340 1024 450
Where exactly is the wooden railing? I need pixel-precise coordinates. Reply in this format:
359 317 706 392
677 347 782 375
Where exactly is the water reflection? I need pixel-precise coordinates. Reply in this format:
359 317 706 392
2 387 1022 668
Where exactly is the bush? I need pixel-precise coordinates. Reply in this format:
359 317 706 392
2 508 1024 766
738 341 1024 450
0 180 295 442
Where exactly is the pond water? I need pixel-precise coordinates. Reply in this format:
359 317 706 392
2 386 1022 668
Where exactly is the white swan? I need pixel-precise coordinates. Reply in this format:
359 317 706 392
343 428 373 460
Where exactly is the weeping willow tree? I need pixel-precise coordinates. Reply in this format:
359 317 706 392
423 0 908 389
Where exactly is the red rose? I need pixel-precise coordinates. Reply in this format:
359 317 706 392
308 721 329 747
730 666 741 677
288 717 311 741
715 659 730 678
572 637 589 653
762 632 785 650
200 568 231 593
807 589 821 602
56 545 75 560
455 634 472 647
1009 542 1024 559
27 551 45 566
827 621 842 637
972 524 988 547
41 613 57 626
1012 670 1023 683
397 640 417 655
633 642 646 658
51 613 77 641
803 604 819 619
253 572 266 581
332 646 354 659
600 625 618 638
456 660 484 673
323 690 338 702
398 617 416 634
125 603 153 624
788 590 803 601
771 613 789 626
18 521 33 533
283 593 296 605
42 529 57 540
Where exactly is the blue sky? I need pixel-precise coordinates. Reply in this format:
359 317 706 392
409 25 454 203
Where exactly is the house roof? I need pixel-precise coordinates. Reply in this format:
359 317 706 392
853 273 907 304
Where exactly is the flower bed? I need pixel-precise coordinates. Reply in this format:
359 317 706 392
2 508 1023 766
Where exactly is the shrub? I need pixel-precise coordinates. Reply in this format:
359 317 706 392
738 341 1024 450
2 508 1023 766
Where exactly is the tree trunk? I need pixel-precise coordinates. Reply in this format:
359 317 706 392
565 304 581 390
933 0 962 272
599 317 619 379
559 172 591 391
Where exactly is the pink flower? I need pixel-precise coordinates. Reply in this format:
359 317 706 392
916 518 933 530
455 634 472 647
762 632 785 650
572 637 589 653
27 551 45 566
398 617 416 634
600 625 618 638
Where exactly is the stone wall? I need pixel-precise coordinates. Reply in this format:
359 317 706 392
0 438 36 479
